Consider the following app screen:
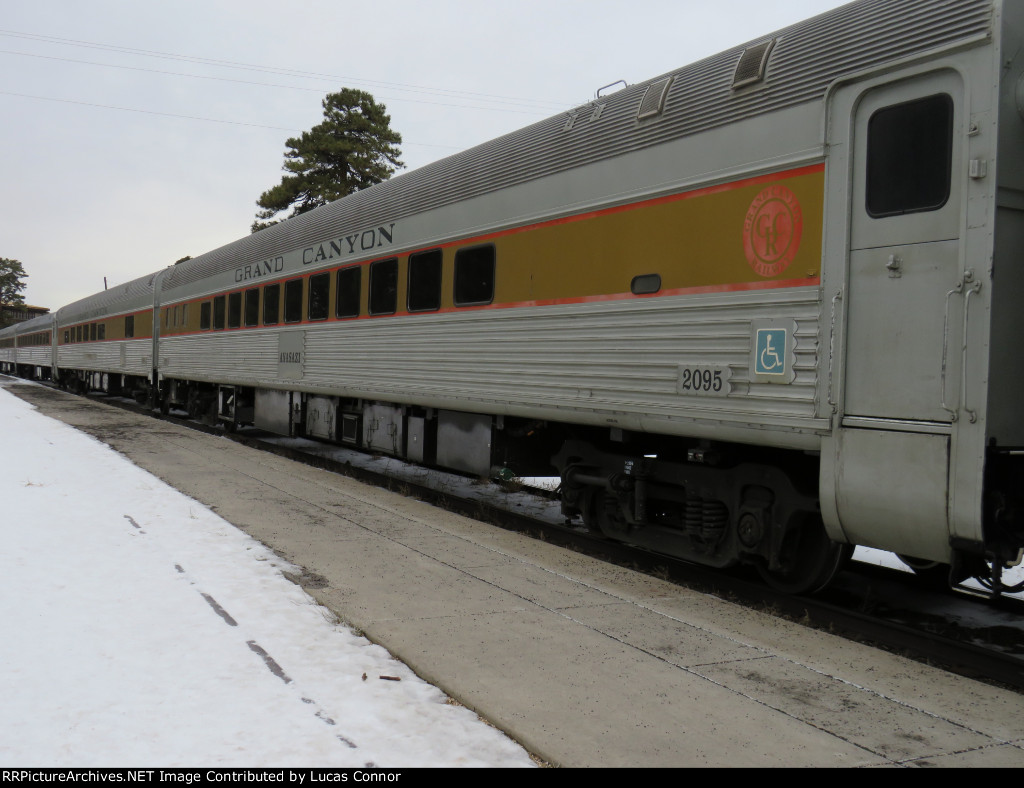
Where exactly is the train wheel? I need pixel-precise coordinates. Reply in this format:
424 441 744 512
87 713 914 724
186 389 201 419
583 488 630 540
757 518 851 594
579 488 608 538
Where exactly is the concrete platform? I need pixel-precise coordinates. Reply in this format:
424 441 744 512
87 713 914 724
8 380 1024 767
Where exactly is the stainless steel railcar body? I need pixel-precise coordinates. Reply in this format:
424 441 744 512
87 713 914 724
0 321 20 372
818 0 1024 588
55 273 157 395
49 0 1024 592
0 313 54 379
0 323 12 370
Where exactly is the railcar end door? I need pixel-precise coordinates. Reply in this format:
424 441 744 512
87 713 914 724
844 70 965 423
822 68 968 563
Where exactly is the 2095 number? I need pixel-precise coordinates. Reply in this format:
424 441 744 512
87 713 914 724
677 365 731 397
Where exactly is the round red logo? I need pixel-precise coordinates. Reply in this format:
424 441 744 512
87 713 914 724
743 185 804 278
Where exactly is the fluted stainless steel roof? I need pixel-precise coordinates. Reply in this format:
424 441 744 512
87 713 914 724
161 0 993 292
59 272 157 323
8 312 54 336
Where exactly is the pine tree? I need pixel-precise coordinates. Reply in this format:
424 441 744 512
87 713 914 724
0 258 27 305
252 89 403 233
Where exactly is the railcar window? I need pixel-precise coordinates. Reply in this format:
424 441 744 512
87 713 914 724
244 288 260 327
454 245 496 306
308 273 330 321
213 295 226 330
369 259 399 315
125 315 135 339
632 274 662 295
90 323 97 341
182 304 189 327
63 330 69 344
867 93 953 218
408 250 443 312
336 266 361 318
264 284 280 325
284 278 303 323
98 324 105 341
76 325 83 342
200 302 212 330
228 292 242 329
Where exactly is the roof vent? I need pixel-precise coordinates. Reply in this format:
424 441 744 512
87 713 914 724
636 77 673 121
732 39 776 89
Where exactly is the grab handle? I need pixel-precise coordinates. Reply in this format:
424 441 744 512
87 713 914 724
827 290 843 412
961 279 982 424
940 280 964 421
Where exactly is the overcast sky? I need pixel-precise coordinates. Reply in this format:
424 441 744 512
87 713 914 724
1 0 849 309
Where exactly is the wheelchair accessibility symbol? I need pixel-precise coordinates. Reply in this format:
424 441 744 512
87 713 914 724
755 328 788 377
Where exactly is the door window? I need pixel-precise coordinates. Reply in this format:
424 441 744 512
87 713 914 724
866 93 953 218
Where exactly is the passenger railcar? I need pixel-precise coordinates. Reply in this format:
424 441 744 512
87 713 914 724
0 313 54 381
33 0 1024 593
55 273 157 398
0 322 18 372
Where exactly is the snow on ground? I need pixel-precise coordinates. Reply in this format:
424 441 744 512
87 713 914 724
0 383 534 768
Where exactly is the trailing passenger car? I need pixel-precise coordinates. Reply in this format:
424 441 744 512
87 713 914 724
7 0 1024 594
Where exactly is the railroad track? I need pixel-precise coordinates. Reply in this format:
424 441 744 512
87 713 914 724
11 377 1024 693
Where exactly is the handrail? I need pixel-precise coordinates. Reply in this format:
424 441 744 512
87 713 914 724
940 279 964 421
961 279 982 424
827 289 843 412
596 80 627 99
